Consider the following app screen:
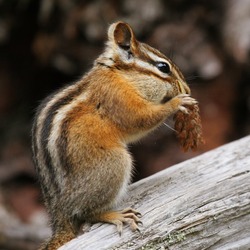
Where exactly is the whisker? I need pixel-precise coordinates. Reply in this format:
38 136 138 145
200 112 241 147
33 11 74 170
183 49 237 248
185 75 201 81
168 50 174 61
163 122 177 133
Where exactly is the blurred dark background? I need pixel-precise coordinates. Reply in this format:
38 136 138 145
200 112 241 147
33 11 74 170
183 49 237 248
0 0 249 249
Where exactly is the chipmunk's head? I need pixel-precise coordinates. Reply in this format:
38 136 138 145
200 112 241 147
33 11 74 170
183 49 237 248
96 21 190 103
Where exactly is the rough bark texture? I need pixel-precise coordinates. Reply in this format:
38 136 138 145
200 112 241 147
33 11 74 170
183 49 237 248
59 136 250 250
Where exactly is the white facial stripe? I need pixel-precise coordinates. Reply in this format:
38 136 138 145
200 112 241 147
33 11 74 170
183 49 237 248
101 42 171 78
122 45 171 77
134 58 169 78
146 50 169 65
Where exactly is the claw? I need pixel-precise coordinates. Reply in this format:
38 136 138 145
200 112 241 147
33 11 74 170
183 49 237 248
121 208 141 216
97 207 142 235
179 106 189 114
137 220 143 226
177 94 198 114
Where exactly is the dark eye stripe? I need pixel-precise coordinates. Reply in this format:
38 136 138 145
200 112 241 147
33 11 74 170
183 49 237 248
154 61 171 74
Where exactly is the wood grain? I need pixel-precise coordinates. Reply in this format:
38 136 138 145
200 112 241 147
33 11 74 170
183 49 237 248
60 136 250 250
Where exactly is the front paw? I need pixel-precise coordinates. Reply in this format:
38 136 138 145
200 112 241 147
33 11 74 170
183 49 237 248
175 94 198 114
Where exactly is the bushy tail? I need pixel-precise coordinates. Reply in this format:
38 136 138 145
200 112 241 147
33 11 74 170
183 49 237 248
39 221 77 250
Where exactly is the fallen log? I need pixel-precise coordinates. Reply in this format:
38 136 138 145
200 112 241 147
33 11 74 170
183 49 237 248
60 136 250 250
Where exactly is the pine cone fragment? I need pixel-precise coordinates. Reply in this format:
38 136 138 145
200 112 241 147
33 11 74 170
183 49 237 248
174 104 204 152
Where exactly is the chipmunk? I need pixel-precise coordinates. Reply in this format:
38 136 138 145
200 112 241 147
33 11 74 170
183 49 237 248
32 21 197 249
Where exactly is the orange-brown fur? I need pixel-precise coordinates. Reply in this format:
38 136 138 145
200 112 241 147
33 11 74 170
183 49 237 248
32 21 198 249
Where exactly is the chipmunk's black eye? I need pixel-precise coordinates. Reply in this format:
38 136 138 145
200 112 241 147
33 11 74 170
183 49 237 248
155 62 171 74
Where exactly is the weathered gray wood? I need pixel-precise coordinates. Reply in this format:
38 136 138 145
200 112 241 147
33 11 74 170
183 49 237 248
60 136 250 250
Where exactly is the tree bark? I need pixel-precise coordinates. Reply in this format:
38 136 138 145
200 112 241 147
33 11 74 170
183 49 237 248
60 136 250 250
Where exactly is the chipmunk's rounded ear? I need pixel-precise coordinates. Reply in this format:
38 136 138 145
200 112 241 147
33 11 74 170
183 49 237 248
108 21 136 50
